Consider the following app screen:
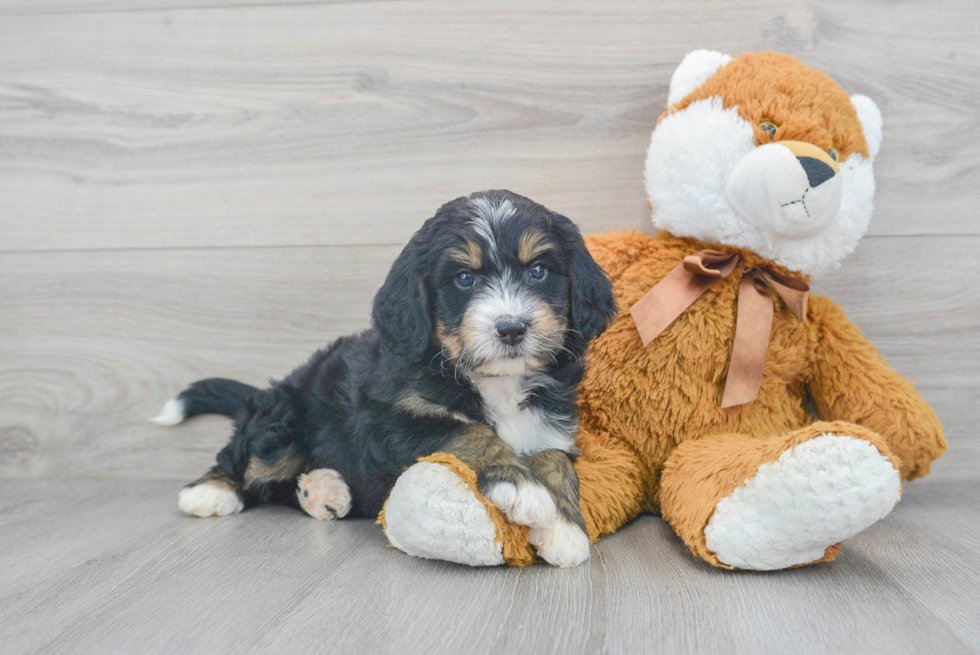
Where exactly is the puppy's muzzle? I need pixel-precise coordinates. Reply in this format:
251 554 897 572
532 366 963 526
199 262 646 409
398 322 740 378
495 317 527 346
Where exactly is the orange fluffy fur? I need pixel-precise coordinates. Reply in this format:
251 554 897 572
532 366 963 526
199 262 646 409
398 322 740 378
468 230 946 567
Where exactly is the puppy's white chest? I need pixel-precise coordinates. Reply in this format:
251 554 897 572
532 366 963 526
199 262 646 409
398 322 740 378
473 376 572 455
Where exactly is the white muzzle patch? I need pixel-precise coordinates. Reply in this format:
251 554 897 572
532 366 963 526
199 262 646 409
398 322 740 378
462 277 558 377
726 141 842 240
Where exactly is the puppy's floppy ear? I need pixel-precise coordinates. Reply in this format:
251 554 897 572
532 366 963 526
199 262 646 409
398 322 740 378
555 215 618 343
372 223 434 361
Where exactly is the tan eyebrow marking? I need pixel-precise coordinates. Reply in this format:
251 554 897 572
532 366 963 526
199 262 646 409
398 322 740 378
448 239 483 269
518 230 552 264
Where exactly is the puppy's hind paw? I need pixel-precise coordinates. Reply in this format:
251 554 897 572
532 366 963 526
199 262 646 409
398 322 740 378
298 469 352 520
179 482 245 518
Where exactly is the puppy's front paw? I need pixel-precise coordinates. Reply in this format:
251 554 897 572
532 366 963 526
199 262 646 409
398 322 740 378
485 481 518 513
486 481 556 529
529 519 590 568
297 469 352 520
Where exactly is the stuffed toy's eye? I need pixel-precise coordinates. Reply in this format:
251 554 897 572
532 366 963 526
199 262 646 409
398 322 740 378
759 122 778 139
455 270 476 288
828 148 838 162
528 263 547 281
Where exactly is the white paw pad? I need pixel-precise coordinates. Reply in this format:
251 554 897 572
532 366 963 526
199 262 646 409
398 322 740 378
178 482 245 517
297 469 352 520
704 435 902 570
487 481 556 529
530 519 591 568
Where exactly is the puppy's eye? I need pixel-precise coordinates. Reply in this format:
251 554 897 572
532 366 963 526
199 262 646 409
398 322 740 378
528 263 547 281
759 122 777 139
455 270 476 288
828 148 838 162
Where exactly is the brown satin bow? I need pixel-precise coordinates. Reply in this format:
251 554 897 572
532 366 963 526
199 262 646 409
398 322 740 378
629 249 809 408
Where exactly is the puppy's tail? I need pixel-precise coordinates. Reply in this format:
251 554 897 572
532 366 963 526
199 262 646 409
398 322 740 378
149 378 260 426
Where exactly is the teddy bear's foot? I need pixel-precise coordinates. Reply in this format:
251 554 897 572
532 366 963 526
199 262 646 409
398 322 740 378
703 434 901 570
297 469 352 520
383 460 506 566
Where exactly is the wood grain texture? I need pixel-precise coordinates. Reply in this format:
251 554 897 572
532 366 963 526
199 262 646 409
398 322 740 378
1 236 976 481
0 478 977 654
1 0 978 252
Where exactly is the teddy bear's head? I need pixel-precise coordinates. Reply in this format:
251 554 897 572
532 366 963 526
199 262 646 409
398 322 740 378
645 50 882 276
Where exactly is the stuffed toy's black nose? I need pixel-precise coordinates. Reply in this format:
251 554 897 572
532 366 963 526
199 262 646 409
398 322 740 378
798 156 836 188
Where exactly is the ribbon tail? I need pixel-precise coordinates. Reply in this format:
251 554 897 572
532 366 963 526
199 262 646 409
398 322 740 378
721 276 775 409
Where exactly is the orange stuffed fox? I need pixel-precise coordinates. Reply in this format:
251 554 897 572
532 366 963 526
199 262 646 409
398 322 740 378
381 50 947 570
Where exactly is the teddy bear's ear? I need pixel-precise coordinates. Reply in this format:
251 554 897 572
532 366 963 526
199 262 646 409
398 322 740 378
667 49 733 107
850 94 883 160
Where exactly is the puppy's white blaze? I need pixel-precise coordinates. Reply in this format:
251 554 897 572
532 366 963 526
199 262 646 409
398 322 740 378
530 519 590 568
473 375 576 455
178 483 244 517
468 197 515 263
149 398 186 426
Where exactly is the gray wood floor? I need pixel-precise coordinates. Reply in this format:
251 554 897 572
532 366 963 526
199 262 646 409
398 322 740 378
1 0 978 653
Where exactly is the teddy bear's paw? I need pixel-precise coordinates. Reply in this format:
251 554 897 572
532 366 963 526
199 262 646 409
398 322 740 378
486 481 557 529
703 434 901 570
297 469 352 520
529 519 590 568
384 461 505 566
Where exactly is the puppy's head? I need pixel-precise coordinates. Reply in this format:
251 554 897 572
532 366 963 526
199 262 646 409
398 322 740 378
372 190 617 376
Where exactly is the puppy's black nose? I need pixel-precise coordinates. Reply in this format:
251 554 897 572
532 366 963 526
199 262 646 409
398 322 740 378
496 319 527 346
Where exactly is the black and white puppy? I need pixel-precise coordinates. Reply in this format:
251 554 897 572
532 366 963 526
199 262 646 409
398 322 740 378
153 190 617 567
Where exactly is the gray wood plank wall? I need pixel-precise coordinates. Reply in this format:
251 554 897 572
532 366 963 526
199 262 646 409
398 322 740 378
1 0 976 481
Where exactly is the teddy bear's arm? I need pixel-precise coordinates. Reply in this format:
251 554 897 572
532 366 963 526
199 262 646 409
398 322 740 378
574 429 649 542
807 294 947 480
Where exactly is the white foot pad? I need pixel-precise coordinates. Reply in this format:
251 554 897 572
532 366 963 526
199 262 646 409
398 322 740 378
384 462 505 566
704 435 902 570
178 482 245 517
530 519 591 568
297 469 352 520
486 481 557 529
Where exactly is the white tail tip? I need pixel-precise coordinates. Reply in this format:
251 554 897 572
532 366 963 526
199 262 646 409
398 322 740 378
149 398 186 426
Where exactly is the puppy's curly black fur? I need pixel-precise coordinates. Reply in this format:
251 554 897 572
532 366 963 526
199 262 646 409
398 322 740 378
161 190 616 546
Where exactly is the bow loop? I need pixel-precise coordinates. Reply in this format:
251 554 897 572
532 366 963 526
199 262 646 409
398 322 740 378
755 269 809 322
629 249 809 408
682 249 740 278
